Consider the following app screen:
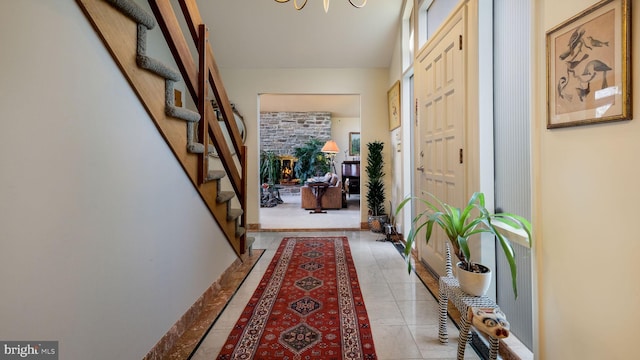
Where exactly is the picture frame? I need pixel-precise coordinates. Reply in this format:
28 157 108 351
387 80 401 130
546 0 631 129
349 132 360 156
174 89 183 107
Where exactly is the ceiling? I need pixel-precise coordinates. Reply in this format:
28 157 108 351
259 94 361 118
197 0 405 116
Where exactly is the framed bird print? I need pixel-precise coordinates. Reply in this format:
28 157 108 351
546 0 631 128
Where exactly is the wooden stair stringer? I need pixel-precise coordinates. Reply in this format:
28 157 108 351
77 0 242 256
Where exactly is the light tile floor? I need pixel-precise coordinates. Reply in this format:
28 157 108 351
191 231 481 360
259 194 361 229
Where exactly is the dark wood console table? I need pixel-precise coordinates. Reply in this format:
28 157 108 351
341 161 360 195
307 181 329 214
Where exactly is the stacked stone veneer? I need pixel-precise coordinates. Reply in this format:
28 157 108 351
260 112 332 196
260 112 332 155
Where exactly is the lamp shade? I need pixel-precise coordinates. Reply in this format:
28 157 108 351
321 140 340 153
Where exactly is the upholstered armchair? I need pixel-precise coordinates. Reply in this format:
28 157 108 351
301 173 344 210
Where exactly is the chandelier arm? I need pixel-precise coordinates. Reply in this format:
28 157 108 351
348 0 367 8
276 0 365 11
293 0 308 10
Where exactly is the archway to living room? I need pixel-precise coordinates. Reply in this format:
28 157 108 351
258 93 361 230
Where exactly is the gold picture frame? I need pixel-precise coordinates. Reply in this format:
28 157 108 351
546 0 632 129
387 80 401 130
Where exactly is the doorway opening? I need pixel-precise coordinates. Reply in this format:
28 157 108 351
258 93 361 230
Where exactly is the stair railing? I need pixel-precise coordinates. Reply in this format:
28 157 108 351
148 0 247 241
148 0 244 188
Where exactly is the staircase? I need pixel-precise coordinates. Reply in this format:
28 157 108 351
77 0 252 256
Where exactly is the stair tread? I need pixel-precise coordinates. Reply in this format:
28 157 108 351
137 55 181 81
167 105 200 122
245 236 255 247
187 143 205 154
236 227 246 237
207 170 226 180
217 191 234 203
227 208 243 221
187 143 216 154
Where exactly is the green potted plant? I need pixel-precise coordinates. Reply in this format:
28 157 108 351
395 192 532 298
365 140 387 232
293 138 330 181
259 150 281 185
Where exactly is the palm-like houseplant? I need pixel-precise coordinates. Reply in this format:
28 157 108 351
395 191 532 298
260 150 281 185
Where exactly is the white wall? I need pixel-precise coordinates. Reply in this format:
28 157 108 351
0 2 237 359
219 68 391 226
331 116 361 172
534 1 640 358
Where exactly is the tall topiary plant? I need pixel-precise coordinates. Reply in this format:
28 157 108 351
365 140 387 232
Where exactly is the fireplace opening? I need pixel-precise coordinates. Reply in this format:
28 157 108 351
279 156 299 185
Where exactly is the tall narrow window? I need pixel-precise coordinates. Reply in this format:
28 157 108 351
402 2 415 71
417 0 457 49
493 0 533 351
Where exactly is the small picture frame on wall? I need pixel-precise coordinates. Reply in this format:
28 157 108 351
546 0 632 129
387 80 401 130
349 132 360 156
174 89 183 107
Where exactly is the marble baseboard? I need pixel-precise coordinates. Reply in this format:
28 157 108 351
142 250 264 360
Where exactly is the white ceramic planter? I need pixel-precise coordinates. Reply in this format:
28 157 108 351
456 262 492 296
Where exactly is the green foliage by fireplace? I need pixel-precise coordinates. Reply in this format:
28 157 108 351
260 150 281 185
294 138 330 182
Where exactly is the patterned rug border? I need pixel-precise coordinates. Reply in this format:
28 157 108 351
217 236 377 359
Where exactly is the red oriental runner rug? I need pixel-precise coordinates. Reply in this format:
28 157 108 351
217 236 377 360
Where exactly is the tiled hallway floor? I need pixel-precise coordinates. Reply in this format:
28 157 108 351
191 231 481 359
259 194 361 230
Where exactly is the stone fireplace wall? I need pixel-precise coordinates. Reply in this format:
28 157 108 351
259 112 332 156
260 112 332 195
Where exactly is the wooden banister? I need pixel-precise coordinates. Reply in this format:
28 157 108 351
240 145 247 249
149 0 198 99
197 23 209 185
206 45 244 158
78 0 248 256
149 0 245 198
176 0 244 159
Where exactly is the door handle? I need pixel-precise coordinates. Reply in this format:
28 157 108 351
417 166 424 172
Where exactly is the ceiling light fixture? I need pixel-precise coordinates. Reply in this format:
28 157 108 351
275 0 367 13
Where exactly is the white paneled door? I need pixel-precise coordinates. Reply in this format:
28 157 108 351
414 11 466 276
